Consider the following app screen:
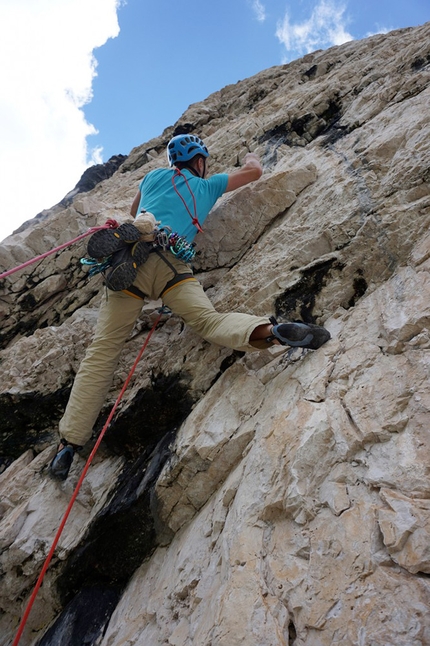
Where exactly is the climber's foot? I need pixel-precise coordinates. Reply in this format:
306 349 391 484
49 440 80 480
269 321 331 349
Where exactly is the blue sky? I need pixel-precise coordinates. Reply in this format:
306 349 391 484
84 0 429 161
0 0 428 242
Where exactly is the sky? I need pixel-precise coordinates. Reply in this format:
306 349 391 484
0 0 428 243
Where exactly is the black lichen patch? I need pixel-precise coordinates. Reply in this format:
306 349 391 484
172 123 196 136
303 61 335 81
290 113 319 137
37 585 120 646
288 619 297 644
275 259 340 322
100 372 194 459
17 293 38 311
304 64 318 80
246 85 270 108
347 270 368 308
45 375 195 641
217 350 245 377
56 431 175 604
319 96 343 124
259 95 343 149
411 54 430 71
260 120 289 144
0 388 71 460
0 316 44 349
322 123 356 146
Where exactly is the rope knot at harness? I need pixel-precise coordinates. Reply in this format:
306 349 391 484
191 217 203 232
104 218 120 229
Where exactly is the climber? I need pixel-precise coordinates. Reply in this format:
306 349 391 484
49 134 330 480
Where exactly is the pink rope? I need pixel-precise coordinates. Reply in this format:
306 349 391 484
0 219 119 281
11 310 163 646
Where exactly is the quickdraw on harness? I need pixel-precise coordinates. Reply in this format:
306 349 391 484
80 256 112 277
155 226 196 263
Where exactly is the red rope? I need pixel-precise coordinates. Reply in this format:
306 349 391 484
171 169 204 233
0 219 119 281
11 310 163 646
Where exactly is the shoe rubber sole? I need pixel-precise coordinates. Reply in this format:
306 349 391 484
49 445 74 480
87 223 142 259
272 322 331 349
104 241 151 291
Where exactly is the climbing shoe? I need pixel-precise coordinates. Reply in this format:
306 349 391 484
104 240 151 291
49 440 80 480
269 321 331 349
87 222 142 259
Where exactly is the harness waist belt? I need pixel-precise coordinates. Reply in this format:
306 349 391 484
122 285 148 300
122 273 196 300
160 273 196 297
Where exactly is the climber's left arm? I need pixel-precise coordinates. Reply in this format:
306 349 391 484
130 191 141 217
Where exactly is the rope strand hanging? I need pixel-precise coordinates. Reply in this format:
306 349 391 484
11 309 164 646
0 219 119 281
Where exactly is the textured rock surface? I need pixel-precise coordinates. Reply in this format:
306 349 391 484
1 22 430 646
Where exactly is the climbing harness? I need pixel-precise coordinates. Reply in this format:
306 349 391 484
11 307 169 646
0 220 120 281
81 223 197 295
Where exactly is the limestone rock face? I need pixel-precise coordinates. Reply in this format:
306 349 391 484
1 22 430 646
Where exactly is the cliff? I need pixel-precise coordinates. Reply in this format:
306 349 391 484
0 22 430 646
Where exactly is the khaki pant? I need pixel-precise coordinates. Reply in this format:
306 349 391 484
59 251 270 446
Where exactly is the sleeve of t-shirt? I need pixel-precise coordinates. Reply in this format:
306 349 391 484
206 173 229 202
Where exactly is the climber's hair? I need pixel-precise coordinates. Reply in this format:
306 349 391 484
174 154 205 171
174 154 206 178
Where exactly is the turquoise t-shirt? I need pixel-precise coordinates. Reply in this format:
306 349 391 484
137 168 228 242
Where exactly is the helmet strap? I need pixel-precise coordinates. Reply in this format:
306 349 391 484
182 164 200 178
178 156 205 178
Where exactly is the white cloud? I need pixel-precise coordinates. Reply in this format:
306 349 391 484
365 25 392 37
0 0 120 242
276 0 353 61
251 0 266 22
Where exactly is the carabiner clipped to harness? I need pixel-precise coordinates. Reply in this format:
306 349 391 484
80 256 112 277
169 233 196 263
156 226 172 251
155 227 196 263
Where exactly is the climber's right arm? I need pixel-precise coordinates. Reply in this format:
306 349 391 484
225 153 263 193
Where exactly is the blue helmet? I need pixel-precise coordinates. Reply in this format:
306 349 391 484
167 134 209 167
